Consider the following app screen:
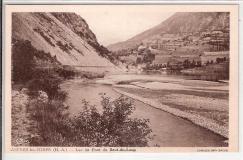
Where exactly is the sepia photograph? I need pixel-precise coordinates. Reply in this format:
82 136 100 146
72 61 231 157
3 4 239 152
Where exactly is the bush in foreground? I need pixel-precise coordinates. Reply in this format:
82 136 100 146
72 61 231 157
27 69 67 100
30 95 152 147
68 95 152 147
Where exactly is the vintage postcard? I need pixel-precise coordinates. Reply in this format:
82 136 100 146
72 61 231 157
3 4 239 153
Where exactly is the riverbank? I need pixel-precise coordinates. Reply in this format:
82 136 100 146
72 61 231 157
95 74 229 138
113 86 228 138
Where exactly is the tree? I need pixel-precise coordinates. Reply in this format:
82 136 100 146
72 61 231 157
191 60 196 68
136 57 142 64
216 58 221 63
183 59 190 68
196 61 202 67
68 95 153 147
143 52 155 64
12 40 36 83
206 61 210 66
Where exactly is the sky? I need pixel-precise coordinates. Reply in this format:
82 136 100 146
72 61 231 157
76 6 174 46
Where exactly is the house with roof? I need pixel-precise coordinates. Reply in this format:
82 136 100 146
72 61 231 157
200 51 229 65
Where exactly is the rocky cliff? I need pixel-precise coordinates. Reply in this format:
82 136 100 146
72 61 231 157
12 12 114 66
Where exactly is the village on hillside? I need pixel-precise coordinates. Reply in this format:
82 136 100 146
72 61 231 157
117 28 229 80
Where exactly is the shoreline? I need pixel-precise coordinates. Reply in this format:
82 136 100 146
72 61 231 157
113 87 228 139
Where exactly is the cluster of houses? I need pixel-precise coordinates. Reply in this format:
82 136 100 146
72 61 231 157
132 43 229 70
144 29 229 52
165 51 229 70
118 29 230 71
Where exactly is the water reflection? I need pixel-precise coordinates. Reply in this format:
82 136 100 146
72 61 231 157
141 70 229 82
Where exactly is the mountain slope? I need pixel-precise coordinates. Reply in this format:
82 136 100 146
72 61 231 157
12 12 114 66
107 12 229 51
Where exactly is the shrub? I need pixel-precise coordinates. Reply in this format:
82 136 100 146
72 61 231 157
79 71 105 79
68 95 152 147
12 40 36 83
56 41 72 54
33 28 55 47
28 100 71 146
27 69 66 100
56 67 76 79
30 95 152 147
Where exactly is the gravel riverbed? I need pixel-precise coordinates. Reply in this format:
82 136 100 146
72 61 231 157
113 88 228 138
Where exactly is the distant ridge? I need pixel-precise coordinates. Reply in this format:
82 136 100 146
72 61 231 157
107 12 229 52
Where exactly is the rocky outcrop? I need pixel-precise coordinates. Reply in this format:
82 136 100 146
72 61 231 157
12 12 114 66
51 13 98 47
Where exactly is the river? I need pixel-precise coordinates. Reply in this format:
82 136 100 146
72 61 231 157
61 74 227 147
